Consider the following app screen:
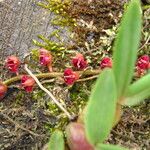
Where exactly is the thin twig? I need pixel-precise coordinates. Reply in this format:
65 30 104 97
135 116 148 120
24 64 73 120
0 111 44 137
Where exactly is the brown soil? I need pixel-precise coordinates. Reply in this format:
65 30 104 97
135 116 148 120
68 0 126 47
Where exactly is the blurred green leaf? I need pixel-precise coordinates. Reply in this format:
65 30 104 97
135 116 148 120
95 144 128 150
48 130 64 150
113 0 142 98
124 73 150 106
85 69 117 145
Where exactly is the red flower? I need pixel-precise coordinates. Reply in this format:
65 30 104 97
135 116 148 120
39 48 52 71
64 68 79 85
21 75 35 92
72 53 87 70
0 83 7 97
100 57 112 69
5 56 20 73
136 55 150 77
136 55 149 70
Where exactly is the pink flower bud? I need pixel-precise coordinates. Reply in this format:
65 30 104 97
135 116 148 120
0 83 7 97
136 55 149 70
5 56 20 73
39 48 52 65
64 68 79 85
66 123 94 150
21 75 35 92
72 53 87 70
100 57 112 69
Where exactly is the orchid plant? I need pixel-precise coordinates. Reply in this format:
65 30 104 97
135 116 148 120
0 0 149 149
47 0 149 150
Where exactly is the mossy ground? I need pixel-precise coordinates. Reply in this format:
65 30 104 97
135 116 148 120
0 0 149 149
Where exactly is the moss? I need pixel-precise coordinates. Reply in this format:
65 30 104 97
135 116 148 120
15 91 26 106
38 0 76 28
68 81 94 113
29 79 95 132
31 0 76 58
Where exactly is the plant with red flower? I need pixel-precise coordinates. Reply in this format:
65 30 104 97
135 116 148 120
72 53 87 70
5 56 20 74
64 68 79 85
21 75 35 92
0 82 7 97
100 57 112 69
39 48 53 72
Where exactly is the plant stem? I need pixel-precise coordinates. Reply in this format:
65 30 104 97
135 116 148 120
3 69 101 85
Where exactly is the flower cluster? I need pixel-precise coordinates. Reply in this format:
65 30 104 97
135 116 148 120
64 54 113 85
64 53 87 85
0 48 149 97
3 55 35 93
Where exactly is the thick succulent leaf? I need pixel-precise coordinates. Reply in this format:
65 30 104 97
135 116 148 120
124 73 150 106
48 130 64 150
113 0 142 98
95 144 128 150
85 69 117 145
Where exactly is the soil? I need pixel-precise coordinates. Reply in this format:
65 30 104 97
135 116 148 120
0 0 150 150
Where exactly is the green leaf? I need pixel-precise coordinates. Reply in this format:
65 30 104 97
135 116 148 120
48 130 64 150
85 69 117 145
124 73 150 106
95 144 129 150
113 0 142 98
